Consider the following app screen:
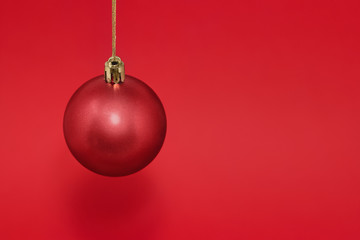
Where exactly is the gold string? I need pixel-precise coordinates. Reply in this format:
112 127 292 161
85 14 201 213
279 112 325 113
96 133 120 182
112 0 116 57
105 0 124 84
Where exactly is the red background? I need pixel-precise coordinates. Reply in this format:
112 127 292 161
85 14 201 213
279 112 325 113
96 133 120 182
1 0 360 239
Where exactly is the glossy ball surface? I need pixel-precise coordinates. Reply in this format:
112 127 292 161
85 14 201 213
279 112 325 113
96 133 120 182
63 75 166 176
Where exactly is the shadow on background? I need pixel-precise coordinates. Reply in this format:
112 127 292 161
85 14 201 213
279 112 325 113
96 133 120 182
65 168 163 240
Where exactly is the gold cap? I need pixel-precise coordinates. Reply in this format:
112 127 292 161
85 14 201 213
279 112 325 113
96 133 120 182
105 56 125 84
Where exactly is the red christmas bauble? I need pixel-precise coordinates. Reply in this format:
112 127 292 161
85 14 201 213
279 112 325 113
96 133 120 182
63 75 166 176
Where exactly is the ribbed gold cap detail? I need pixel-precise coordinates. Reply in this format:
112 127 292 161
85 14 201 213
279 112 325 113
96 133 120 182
105 56 125 84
